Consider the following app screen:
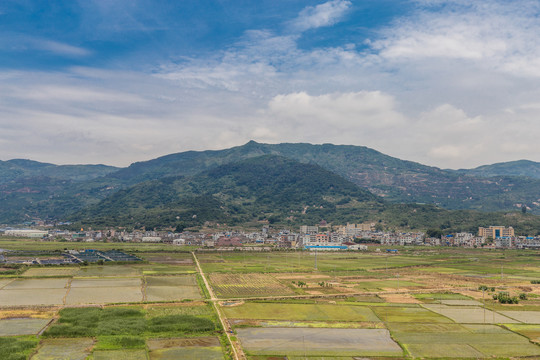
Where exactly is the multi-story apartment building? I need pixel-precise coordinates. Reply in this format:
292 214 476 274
478 226 514 239
299 225 319 234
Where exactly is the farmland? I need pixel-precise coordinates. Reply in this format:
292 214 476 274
236 327 403 357
0 241 539 359
210 273 296 298
222 302 381 322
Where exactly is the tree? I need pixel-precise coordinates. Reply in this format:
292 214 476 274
522 205 527 214
426 228 443 238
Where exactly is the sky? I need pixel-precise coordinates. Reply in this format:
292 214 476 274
1 0 540 169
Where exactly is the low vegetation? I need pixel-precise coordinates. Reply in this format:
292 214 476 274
492 292 520 304
43 307 217 339
0 336 39 360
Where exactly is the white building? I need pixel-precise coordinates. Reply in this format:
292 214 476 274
4 229 48 238
142 236 162 242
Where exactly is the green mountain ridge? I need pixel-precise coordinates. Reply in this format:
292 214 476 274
71 155 540 235
73 155 380 228
456 160 540 179
103 141 540 213
0 159 119 183
3 141 540 225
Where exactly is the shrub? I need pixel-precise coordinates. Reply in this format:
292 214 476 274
44 307 146 338
0 337 39 360
493 291 519 304
97 318 146 335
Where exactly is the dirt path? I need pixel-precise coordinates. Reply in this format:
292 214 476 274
192 252 245 360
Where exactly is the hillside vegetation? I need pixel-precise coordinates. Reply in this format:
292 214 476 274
72 156 540 235
3 141 540 229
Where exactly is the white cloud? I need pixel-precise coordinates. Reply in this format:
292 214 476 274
4 0 540 170
36 40 91 57
0 35 91 57
266 91 404 129
372 1 540 77
291 0 352 32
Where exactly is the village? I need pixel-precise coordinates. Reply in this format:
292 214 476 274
2 223 540 250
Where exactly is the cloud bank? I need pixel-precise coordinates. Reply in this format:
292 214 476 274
1 0 540 169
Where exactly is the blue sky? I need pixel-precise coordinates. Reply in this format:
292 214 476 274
1 0 540 168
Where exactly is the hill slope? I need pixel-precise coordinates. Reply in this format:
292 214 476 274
72 155 540 235
457 160 540 179
105 141 540 214
0 161 120 223
4 141 540 224
0 159 118 183
74 155 381 228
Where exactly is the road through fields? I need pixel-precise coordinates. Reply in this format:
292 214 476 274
192 252 244 360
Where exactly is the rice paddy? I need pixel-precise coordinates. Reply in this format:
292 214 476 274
0 245 539 359
371 305 453 323
422 304 519 324
236 327 403 357
504 324 540 343
499 310 540 323
21 267 78 277
93 349 149 360
389 322 540 358
210 273 296 298
147 337 224 360
0 288 67 306
31 338 94 360
76 265 141 277
3 278 68 289
0 318 52 336
223 302 381 322
66 286 144 305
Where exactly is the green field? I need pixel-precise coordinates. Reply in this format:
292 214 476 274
371 305 452 323
392 324 540 358
198 251 439 273
223 302 381 322
32 338 94 360
353 279 425 290
413 292 472 300
505 324 540 343
210 273 296 298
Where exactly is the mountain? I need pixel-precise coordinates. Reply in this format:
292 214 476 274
72 155 540 235
73 155 381 228
0 160 120 223
104 141 540 214
457 160 540 179
4 141 540 226
0 159 118 183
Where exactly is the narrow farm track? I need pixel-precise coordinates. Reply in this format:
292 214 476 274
192 252 245 360
212 285 489 302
